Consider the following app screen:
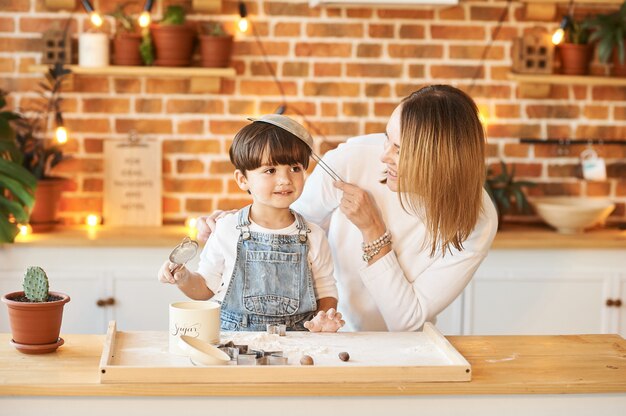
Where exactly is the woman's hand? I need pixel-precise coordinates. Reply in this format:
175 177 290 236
304 308 345 333
157 261 191 285
195 210 237 243
333 181 386 241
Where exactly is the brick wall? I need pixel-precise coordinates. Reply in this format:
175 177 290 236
1 0 625 225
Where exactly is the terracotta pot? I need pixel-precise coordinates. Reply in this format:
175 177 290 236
2 291 70 354
199 35 233 68
113 33 143 66
557 43 593 75
29 177 67 232
151 23 195 67
612 46 626 77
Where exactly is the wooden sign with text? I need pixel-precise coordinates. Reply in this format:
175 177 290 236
104 139 162 226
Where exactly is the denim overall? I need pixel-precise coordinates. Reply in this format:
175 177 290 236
219 205 318 331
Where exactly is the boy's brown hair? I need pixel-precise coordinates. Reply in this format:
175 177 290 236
229 121 311 175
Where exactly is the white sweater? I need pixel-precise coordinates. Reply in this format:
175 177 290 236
291 133 498 331
197 212 339 303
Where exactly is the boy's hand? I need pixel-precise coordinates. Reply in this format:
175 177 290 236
158 261 191 285
304 308 345 333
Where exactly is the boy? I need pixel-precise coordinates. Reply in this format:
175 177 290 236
158 115 344 332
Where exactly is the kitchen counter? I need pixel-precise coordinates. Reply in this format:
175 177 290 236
1 332 624 396
9 224 626 249
1 332 625 415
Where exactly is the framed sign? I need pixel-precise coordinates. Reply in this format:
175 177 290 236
104 135 162 226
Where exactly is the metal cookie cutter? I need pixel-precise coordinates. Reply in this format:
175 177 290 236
266 323 287 336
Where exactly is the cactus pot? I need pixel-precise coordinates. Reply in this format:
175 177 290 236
1 291 70 354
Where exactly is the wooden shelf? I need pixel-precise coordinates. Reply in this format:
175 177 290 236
508 72 626 87
28 64 235 78
28 64 235 93
520 0 622 3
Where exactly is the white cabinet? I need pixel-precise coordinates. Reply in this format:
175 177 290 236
0 246 192 334
462 249 626 337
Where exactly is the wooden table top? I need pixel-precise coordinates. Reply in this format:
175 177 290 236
9 224 626 249
1 333 624 397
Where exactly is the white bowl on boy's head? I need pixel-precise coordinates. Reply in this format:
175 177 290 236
529 196 615 234
178 335 230 366
169 300 221 355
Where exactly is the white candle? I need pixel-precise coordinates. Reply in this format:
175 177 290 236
79 32 109 67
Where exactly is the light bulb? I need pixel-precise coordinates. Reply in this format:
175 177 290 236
19 224 32 236
55 125 68 144
552 28 565 45
138 11 151 28
238 17 249 33
90 12 103 28
86 214 100 227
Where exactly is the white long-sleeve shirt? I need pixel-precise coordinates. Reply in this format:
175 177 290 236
197 212 338 303
291 133 498 331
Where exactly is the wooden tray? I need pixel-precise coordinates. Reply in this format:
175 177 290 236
99 321 471 384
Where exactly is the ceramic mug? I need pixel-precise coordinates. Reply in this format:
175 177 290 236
169 300 221 355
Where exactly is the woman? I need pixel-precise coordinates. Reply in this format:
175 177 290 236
198 85 497 332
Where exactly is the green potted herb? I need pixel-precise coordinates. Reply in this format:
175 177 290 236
485 161 536 228
1 266 70 354
199 21 234 68
0 91 36 243
588 2 626 76
150 5 195 67
557 14 594 75
109 2 143 66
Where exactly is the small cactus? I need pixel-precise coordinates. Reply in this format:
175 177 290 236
23 266 49 302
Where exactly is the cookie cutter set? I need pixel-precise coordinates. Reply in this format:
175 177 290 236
217 323 289 365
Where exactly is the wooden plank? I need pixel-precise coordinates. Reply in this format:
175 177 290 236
98 321 117 373
99 323 471 384
508 71 626 86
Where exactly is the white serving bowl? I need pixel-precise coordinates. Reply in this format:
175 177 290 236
529 197 615 234
178 335 230 366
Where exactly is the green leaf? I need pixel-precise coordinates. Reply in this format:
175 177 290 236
0 171 36 208
0 195 30 223
0 214 19 243
0 157 37 189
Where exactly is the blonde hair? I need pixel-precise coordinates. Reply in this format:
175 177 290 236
397 85 485 257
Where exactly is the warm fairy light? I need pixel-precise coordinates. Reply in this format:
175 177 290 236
55 125 68 144
185 217 198 239
237 17 249 33
19 224 32 236
86 214 101 226
90 12 103 28
552 28 565 45
138 11 151 28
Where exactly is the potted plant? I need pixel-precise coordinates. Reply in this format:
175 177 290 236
0 91 37 243
109 2 143 66
150 5 195 67
589 3 626 76
557 15 594 75
485 161 536 228
198 21 234 68
1 266 70 354
13 63 72 232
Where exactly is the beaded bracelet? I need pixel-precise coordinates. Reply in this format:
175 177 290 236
362 239 392 262
361 230 391 252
